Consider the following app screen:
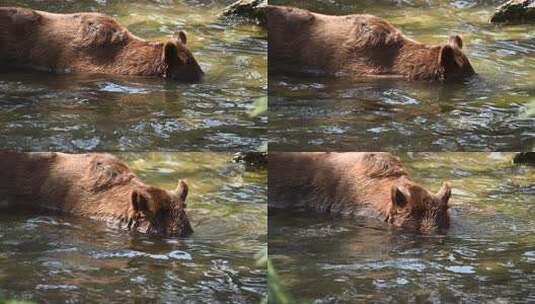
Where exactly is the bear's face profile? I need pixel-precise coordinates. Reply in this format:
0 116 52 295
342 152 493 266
161 31 204 82
387 182 452 234
439 35 475 82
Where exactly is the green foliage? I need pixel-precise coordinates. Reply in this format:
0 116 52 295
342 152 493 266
256 248 296 304
250 96 268 118
525 99 535 117
249 96 268 151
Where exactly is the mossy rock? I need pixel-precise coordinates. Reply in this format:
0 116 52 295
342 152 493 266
491 0 535 24
233 151 268 168
220 0 267 25
513 152 535 165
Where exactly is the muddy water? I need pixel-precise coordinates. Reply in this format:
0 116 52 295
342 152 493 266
269 153 534 303
269 0 534 151
0 0 267 151
0 153 267 303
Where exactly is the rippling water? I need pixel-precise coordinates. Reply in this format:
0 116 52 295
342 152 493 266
0 153 267 303
269 152 534 302
0 0 267 151
269 0 535 151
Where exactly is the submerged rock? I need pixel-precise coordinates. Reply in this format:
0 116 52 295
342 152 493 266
490 0 535 24
220 0 267 24
513 152 535 165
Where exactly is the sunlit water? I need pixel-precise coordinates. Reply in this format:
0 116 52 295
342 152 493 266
0 0 267 151
269 0 535 151
269 153 534 303
0 153 267 303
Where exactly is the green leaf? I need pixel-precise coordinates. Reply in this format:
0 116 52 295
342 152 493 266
525 99 535 117
249 96 268 118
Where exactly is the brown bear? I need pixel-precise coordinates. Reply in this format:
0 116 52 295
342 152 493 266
268 152 452 233
0 152 193 237
0 7 204 82
266 5 475 81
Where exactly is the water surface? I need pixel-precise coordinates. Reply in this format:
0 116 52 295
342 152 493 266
0 0 267 151
269 152 534 303
269 0 534 151
0 153 267 303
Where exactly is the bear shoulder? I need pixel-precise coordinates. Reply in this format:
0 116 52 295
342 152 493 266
82 153 136 192
357 153 407 179
345 14 405 50
74 13 129 48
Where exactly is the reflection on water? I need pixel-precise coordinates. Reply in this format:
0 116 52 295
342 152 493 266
269 153 535 303
269 0 535 151
0 153 267 303
0 0 267 151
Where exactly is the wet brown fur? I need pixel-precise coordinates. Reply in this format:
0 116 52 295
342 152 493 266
0 7 204 82
0 152 193 236
266 6 475 81
268 152 452 233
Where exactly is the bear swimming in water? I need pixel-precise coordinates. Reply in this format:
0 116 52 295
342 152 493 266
0 7 204 82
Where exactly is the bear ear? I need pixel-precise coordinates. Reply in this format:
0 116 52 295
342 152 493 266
163 41 178 63
439 45 455 68
391 186 408 209
448 35 463 49
436 182 452 206
132 190 151 215
175 180 188 201
175 30 187 45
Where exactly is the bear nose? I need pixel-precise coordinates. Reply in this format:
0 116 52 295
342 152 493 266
189 67 204 83
196 69 205 82
195 64 205 80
